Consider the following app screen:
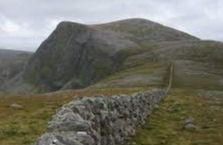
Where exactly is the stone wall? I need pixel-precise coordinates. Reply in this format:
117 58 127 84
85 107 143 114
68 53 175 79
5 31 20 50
34 89 166 145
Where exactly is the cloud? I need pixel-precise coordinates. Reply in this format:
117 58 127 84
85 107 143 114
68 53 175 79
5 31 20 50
0 0 223 51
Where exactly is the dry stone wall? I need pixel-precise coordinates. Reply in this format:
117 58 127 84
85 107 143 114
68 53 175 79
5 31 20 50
34 89 166 145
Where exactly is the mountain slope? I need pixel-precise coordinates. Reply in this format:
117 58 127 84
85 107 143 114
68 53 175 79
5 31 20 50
18 18 199 93
93 40 223 90
0 49 32 91
22 22 137 92
94 18 198 43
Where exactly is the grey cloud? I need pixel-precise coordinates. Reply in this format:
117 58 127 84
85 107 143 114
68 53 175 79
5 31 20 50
0 0 223 51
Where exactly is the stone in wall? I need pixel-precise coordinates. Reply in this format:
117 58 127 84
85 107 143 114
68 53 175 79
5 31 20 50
34 89 166 145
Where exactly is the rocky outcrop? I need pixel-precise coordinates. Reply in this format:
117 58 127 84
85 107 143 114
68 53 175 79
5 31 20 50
34 89 166 145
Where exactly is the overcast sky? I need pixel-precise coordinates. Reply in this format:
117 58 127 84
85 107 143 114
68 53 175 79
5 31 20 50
0 0 223 51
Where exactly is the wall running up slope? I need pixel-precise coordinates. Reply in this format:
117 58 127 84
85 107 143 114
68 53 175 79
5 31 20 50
34 89 166 145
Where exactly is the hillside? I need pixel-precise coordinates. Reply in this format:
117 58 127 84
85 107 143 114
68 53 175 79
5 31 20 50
126 89 223 145
93 40 223 90
94 18 198 42
6 18 212 94
0 49 32 93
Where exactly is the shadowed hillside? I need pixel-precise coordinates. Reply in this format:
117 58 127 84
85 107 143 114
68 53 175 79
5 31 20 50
0 49 32 93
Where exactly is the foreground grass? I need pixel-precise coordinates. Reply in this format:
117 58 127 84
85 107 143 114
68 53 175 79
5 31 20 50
1 87 222 145
126 90 223 145
0 87 147 145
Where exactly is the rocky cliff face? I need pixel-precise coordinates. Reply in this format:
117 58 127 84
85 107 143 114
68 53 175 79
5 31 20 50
23 22 137 91
34 89 166 145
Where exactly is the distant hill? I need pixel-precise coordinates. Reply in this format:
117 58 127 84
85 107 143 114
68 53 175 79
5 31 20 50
0 49 32 92
3 18 223 93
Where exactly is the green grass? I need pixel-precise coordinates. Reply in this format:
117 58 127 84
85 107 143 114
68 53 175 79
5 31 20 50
0 88 223 145
103 62 163 81
0 87 147 145
0 95 70 145
126 89 223 145
91 62 167 88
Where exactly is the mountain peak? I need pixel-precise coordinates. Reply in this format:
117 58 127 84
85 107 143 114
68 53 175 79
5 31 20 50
57 21 86 27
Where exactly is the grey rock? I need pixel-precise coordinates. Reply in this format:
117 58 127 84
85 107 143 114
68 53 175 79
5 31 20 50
9 103 24 110
34 89 166 145
76 132 95 145
183 117 198 131
154 104 159 109
184 123 198 131
184 117 195 125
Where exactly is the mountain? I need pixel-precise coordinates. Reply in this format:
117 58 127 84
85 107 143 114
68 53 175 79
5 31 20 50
0 49 32 92
3 18 223 93
22 21 135 91
19 18 198 92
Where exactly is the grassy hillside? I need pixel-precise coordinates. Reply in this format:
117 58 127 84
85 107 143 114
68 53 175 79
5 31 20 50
0 87 222 145
0 87 148 145
92 62 168 88
126 89 223 145
90 40 223 91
